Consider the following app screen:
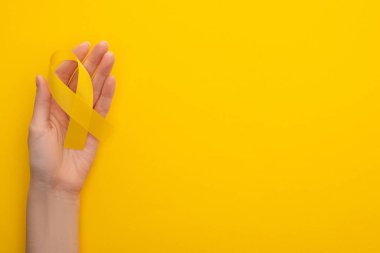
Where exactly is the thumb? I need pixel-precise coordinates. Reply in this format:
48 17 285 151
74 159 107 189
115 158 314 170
31 75 51 128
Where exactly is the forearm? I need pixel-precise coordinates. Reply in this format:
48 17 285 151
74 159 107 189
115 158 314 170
26 180 80 253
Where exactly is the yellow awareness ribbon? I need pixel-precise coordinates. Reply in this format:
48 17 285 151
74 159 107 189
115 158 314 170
48 50 112 149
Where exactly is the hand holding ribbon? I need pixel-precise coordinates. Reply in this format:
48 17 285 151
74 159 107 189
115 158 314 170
28 41 115 194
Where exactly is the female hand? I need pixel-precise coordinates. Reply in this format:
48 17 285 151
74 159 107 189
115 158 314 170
28 41 116 195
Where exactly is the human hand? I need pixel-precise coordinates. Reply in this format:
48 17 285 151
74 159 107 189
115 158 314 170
28 41 116 196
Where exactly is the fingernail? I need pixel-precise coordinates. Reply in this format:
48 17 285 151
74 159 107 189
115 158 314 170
81 41 91 47
99 40 109 48
36 75 41 88
106 51 114 59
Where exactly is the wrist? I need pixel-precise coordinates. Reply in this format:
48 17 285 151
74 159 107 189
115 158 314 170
27 178 80 253
28 179 80 202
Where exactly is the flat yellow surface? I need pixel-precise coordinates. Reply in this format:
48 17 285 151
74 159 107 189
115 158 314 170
1 0 380 252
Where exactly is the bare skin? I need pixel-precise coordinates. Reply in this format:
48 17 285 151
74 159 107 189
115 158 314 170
26 41 116 253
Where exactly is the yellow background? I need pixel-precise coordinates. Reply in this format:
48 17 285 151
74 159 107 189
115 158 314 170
1 0 380 252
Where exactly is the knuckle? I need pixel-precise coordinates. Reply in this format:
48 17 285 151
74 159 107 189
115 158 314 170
28 122 45 136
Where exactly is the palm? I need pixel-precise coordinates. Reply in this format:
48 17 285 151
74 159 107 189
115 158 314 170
29 41 115 193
